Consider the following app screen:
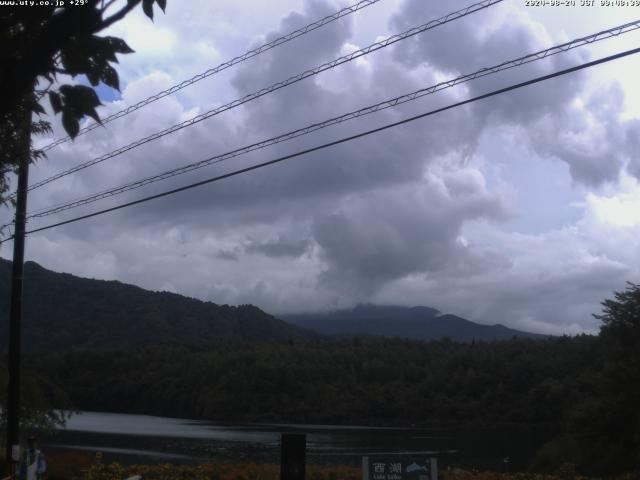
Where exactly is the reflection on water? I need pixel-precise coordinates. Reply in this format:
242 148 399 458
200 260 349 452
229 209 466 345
56 444 195 460
39 411 554 471
62 412 278 442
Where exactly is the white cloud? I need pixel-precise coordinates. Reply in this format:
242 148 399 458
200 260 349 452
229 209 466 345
587 179 640 227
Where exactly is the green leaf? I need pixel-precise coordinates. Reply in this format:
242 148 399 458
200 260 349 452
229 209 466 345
85 108 101 124
101 47 119 63
32 119 52 136
58 84 75 96
142 0 154 20
90 36 119 63
156 0 167 12
49 92 63 114
104 36 134 55
86 68 101 86
60 42 92 76
31 101 46 115
61 84 102 110
58 85 103 128
100 65 120 91
61 111 80 138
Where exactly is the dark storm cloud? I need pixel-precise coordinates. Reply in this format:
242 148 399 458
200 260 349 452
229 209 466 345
25 0 632 240
245 234 311 258
312 170 508 294
626 119 640 179
27 0 507 234
215 249 240 261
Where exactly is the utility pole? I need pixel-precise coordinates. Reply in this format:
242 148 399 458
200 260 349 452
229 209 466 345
5 110 31 475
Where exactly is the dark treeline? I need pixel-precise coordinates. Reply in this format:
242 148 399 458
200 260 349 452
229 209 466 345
30 334 605 476
9 327 638 475
31 336 598 428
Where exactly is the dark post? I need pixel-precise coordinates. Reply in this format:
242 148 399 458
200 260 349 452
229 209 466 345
430 457 438 480
5 125 30 474
280 433 306 480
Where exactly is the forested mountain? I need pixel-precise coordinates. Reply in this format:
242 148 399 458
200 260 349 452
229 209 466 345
282 304 548 341
0 259 547 352
0 259 316 352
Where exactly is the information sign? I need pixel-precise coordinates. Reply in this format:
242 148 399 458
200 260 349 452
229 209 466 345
362 456 437 480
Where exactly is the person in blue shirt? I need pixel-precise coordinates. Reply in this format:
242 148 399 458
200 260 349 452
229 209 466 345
16 436 46 480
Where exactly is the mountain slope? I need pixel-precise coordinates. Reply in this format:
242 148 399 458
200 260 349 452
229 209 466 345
282 304 547 341
0 259 316 352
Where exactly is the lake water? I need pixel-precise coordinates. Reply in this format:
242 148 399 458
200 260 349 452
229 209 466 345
40 411 554 471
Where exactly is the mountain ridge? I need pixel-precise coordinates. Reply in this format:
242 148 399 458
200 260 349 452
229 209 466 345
282 304 548 341
0 258 316 352
0 259 547 350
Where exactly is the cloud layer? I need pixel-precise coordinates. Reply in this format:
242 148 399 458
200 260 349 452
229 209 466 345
2 0 640 334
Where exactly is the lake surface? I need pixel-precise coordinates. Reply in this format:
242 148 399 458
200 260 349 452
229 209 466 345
40 411 553 471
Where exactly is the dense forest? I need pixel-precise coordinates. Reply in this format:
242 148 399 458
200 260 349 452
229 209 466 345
29 337 597 427
22 286 640 477
22 335 612 474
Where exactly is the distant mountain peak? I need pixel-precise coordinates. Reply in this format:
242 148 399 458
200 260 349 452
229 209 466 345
282 304 548 342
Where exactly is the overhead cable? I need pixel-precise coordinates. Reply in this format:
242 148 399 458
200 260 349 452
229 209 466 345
26 19 640 219
22 0 503 196
4 46 635 242
40 0 386 151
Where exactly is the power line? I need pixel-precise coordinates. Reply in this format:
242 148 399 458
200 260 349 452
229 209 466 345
25 19 640 220
4 46 636 243
39 0 386 152
22 0 503 196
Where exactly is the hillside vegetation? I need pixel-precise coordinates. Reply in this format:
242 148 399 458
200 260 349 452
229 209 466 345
0 260 546 349
31 336 596 427
0 259 315 352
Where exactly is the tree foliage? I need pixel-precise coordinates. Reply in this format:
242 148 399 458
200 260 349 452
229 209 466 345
0 0 167 205
31 336 599 430
0 361 72 438
534 284 640 476
0 260 315 352
574 283 640 474
1 0 168 438
24 286 640 477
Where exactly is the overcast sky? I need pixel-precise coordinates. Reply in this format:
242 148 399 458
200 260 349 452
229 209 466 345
2 0 640 334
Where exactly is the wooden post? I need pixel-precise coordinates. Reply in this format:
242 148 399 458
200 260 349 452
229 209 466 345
280 433 306 480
